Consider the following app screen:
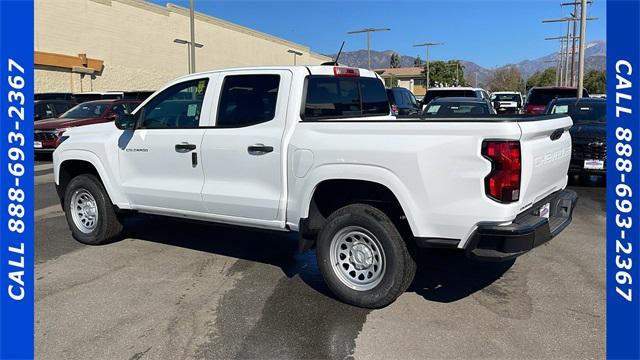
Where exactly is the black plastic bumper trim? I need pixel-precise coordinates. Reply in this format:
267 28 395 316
465 189 578 262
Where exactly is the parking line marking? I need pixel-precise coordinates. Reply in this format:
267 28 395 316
35 163 53 172
35 173 55 185
35 204 63 221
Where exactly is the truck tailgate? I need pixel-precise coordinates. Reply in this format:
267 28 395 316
517 115 573 211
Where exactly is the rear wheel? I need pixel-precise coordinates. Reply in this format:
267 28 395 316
316 204 416 308
64 174 123 245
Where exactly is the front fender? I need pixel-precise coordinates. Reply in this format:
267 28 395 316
54 148 130 208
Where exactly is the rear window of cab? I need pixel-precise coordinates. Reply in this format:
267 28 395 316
303 76 389 120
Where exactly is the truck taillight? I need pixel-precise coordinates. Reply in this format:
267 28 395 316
391 104 399 115
482 140 521 203
333 67 360 77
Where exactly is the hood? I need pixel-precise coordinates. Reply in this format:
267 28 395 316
34 117 107 130
570 123 606 140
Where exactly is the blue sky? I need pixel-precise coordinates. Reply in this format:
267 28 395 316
151 0 606 68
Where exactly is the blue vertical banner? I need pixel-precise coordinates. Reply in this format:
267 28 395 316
607 0 640 359
0 0 35 359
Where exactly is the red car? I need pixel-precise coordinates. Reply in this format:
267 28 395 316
34 99 141 153
523 86 589 114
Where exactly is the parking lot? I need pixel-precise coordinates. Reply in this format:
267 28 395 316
35 158 605 360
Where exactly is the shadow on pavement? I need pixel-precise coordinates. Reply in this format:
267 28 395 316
125 215 512 305
124 215 333 297
409 249 514 303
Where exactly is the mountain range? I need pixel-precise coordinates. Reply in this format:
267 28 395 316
328 40 606 85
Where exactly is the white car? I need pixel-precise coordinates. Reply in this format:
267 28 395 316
53 65 577 308
491 91 524 113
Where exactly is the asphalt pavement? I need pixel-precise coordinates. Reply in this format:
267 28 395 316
34 159 605 360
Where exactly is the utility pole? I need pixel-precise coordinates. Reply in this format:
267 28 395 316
475 72 478 88
347 28 390 69
189 0 196 73
413 42 443 88
560 1 592 86
576 0 588 98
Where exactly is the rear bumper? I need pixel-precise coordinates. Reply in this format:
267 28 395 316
465 189 578 262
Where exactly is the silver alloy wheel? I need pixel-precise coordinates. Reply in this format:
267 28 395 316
329 226 386 291
70 188 98 234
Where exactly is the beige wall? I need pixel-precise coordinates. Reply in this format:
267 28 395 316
35 0 330 93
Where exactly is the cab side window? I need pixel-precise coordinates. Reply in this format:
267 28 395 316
138 79 209 129
216 75 280 127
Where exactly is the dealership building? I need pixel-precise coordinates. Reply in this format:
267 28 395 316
34 0 331 94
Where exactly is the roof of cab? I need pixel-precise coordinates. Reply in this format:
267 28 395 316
429 97 490 103
172 65 380 82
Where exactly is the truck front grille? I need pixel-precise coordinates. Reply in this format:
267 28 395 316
572 139 606 160
34 131 58 141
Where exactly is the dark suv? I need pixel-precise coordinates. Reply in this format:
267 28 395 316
546 97 606 176
524 87 589 114
34 99 141 153
386 87 420 116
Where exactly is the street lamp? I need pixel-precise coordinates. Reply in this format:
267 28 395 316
413 42 443 88
347 27 391 69
287 49 303 65
174 38 203 74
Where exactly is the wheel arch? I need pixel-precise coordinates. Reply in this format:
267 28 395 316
293 164 421 239
55 149 128 208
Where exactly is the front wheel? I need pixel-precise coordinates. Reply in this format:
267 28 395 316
316 204 416 308
63 174 124 245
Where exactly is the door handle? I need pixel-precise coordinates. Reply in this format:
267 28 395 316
247 143 274 155
175 143 197 152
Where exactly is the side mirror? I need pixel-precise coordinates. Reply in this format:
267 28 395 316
115 113 136 130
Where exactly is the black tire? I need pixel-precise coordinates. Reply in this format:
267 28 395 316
63 174 123 245
316 203 416 308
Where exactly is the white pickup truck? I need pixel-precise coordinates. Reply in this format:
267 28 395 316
53 65 577 308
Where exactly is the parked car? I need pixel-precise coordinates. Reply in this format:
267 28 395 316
490 91 523 113
524 86 589 114
422 87 490 110
546 97 606 176
53 65 576 308
34 99 76 121
35 99 141 153
422 97 496 116
386 87 420 116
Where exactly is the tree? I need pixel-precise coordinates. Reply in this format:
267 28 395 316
526 67 557 90
584 70 606 94
421 60 467 87
390 53 401 68
486 66 522 92
414 56 423 68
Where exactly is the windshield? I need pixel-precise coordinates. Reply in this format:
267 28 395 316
424 102 490 115
551 102 606 123
423 90 476 104
492 94 519 101
60 103 108 119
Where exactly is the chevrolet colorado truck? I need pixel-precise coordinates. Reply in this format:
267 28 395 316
53 65 577 308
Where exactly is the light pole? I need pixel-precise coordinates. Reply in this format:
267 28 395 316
174 38 203 74
189 0 197 73
347 28 391 69
413 42 443 88
287 49 303 65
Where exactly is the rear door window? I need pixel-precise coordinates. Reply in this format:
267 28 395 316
304 76 389 119
216 74 281 127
